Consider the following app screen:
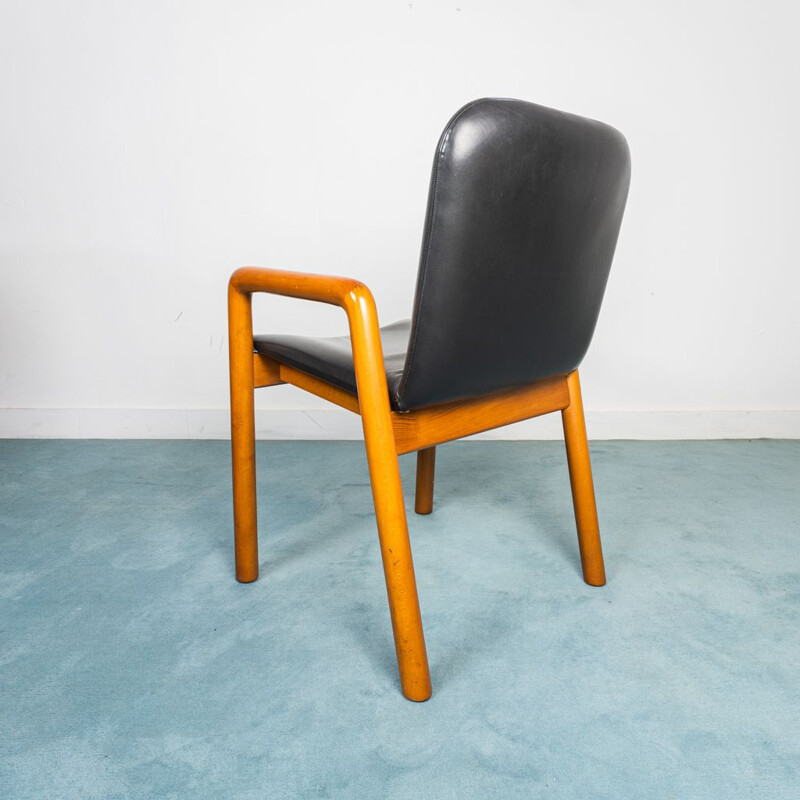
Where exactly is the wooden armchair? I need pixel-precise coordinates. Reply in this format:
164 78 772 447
228 98 631 701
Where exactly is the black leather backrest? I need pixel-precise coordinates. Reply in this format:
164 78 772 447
394 98 631 411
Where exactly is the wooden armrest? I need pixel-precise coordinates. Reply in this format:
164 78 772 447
228 266 388 405
229 266 369 311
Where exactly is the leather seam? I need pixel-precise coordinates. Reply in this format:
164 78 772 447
397 98 489 407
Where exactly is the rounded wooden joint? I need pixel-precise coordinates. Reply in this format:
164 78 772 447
342 281 375 311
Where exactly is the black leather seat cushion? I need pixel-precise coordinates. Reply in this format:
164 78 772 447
253 320 411 407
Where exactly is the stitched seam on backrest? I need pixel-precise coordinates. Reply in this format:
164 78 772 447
397 98 490 406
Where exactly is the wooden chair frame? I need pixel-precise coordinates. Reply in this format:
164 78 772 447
228 265 606 702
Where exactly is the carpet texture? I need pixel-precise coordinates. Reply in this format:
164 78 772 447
1 440 798 799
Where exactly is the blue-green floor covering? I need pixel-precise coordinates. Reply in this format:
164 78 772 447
1 440 798 799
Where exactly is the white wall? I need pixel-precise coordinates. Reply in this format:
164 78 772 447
1 0 798 439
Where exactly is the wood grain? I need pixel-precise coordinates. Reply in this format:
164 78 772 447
253 353 284 388
392 375 570 455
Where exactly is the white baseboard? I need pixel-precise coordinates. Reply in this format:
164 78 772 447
0 407 798 440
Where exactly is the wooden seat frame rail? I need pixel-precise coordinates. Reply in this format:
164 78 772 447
228 266 606 702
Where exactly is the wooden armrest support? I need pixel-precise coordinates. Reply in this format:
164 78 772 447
228 266 388 408
228 266 431 699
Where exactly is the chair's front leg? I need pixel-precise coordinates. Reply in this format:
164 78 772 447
228 284 259 583
561 370 606 586
414 447 436 515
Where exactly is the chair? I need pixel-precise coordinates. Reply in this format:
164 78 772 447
227 98 631 701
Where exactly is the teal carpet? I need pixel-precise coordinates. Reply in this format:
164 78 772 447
1 440 798 798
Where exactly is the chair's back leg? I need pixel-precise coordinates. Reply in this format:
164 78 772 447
228 285 259 583
361 403 432 700
561 370 606 586
358 401 431 700
343 287 432 701
414 447 436 515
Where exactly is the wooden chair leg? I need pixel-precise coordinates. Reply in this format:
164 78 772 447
360 401 432 701
228 284 259 583
414 447 436 515
561 370 606 587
